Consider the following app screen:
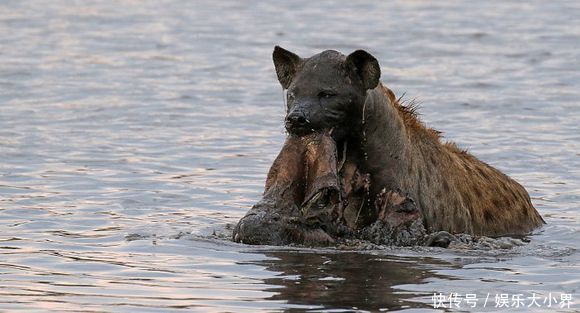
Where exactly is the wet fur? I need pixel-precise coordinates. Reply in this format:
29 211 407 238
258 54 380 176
358 84 545 236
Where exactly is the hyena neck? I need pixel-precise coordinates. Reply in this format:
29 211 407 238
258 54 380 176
354 84 437 196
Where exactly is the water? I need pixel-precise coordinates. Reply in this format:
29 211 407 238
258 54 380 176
0 1 579 312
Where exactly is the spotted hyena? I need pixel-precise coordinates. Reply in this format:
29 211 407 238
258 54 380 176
232 46 544 246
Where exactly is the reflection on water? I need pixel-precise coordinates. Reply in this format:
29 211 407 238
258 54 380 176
1 0 579 312
248 251 444 311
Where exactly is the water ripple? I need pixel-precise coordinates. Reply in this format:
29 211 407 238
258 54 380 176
1 0 579 311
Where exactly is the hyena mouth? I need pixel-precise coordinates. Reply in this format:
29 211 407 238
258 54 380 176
284 122 316 136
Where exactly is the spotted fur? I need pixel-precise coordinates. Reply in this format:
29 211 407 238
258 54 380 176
360 84 545 236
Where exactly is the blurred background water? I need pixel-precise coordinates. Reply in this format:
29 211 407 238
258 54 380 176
0 1 579 312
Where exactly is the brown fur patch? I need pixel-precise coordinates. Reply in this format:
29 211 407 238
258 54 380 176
474 187 482 198
442 180 450 193
483 210 494 222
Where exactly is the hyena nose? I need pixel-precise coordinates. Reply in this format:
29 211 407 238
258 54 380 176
286 111 309 128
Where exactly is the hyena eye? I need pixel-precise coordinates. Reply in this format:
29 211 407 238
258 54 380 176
319 91 336 99
287 91 295 101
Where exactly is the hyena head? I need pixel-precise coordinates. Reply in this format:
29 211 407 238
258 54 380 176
272 46 381 141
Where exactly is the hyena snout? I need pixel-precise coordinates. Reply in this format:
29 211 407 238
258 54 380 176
285 109 311 134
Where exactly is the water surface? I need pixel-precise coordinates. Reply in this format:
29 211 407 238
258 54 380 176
1 1 579 312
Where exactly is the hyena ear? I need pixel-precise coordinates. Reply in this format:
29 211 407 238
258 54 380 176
346 50 381 90
273 46 301 89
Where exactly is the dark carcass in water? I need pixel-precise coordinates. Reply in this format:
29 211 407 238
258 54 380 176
232 132 426 246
